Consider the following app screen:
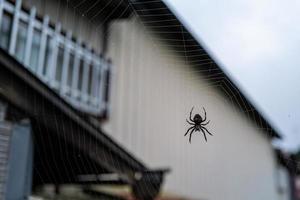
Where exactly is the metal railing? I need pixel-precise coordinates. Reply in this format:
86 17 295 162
0 0 110 115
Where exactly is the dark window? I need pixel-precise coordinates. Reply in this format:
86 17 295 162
0 12 13 50
104 69 110 103
43 35 52 76
77 58 84 91
96 68 102 99
55 45 64 83
67 52 74 88
15 20 28 62
29 28 41 71
87 63 93 96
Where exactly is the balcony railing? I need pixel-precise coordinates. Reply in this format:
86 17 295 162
0 0 111 115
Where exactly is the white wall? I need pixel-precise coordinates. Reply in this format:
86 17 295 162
104 16 279 200
276 166 291 200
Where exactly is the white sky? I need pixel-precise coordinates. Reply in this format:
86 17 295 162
163 0 300 152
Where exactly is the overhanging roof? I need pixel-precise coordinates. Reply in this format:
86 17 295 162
0 48 146 177
129 0 280 138
64 0 132 20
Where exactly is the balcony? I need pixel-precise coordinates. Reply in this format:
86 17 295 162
0 0 111 116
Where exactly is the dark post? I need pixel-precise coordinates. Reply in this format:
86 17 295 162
132 169 170 200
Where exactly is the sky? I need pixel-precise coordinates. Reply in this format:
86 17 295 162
163 0 300 152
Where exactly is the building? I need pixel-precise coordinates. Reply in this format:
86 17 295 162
0 0 168 199
0 0 286 200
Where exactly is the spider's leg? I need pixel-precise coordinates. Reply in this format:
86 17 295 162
200 127 207 142
186 119 194 125
184 126 194 136
201 120 210 126
189 128 195 143
202 126 213 136
189 107 194 122
202 107 207 121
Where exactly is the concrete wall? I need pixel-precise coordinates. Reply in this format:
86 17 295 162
104 16 280 200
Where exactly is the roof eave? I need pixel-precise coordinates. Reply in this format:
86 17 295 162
130 0 281 139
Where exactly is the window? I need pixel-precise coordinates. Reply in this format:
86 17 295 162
55 45 64 83
29 28 41 72
0 12 12 50
15 20 28 62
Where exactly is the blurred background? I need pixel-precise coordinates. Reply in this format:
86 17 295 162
0 0 299 200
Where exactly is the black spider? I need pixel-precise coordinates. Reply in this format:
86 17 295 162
185 107 213 143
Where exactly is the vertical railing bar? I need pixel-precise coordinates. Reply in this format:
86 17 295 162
87 56 96 106
81 45 92 103
92 59 101 107
92 61 100 113
103 61 110 113
37 15 49 78
77 45 86 104
71 38 81 99
60 30 72 96
8 0 22 55
98 57 106 113
91 58 99 106
102 60 112 114
105 60 112 117
48 22 61 88
93 56 101 107
24 7 36 68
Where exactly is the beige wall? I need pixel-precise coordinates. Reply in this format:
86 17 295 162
23 0 104 54
105 16 279 200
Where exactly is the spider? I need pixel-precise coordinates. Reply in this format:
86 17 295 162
185 107 213 143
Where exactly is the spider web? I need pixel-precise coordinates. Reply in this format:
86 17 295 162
15 0 298 200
